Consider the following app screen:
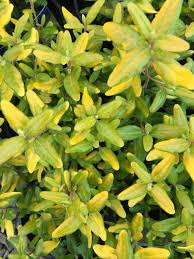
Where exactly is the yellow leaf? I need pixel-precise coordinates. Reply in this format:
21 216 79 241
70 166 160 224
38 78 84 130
26 146 40 174
109 199 126 218
87 191 108 212
4 219 14 239
154 35 190 52
87 212 107 241
152 0 183 35
0 3 13 27
149 184 175 214
131 76 142 97
135 247 170 258
185 22 194 38
99 147 119 170
43 240 59 255
108 47 150 87
151 155 176 182
1 100 29 134
116 230 133 259
73 32 89 56
105 79 132 96
62 6 83 29
137 0 157 14
70 130 90 146
183 149 194 182
153 60 194 90
93 244 117 259
103 22 143 51
80 224 92 248
118 183 147 201
52 216 81 238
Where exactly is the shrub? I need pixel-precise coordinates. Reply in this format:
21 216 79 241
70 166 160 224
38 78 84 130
0 0 194 258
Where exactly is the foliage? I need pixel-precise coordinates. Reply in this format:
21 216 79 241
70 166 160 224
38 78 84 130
0 0 194 258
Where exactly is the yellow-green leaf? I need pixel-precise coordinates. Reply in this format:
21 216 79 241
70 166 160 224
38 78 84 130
103 22 143 51
153 60 194 90
149 184 175 214
127 2 154 39
152 0 183 35
108 48 150 87
154 35 189 52
118 183 147 201
86 0 105 25
0 136 26 165
52 216 81 238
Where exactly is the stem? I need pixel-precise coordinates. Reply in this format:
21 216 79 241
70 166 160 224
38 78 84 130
29 0 39 27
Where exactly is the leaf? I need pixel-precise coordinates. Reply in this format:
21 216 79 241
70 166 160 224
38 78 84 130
176 186 194 214
14 13 29 39
116 230 133 259
113 3 122 24
73 32 89 56
0 2 13 27
1 100 29 134
108 47 151 87
93 244 117 259
152 217 180 232
42 240 59 256
103 22 143 51
151 155 176 182
3 62 25 96
33 136 62 168
96 120 124 147
64 74 80 101
154 35 190 52
87 191 108 212
52 216 81 238
97 99 122 119
109 199 126 219
74 116 96 132
185 22 194 38
86 0 105 25
117 125 142 141
40 191 70 205
118 183 147 201
99 147 119 170
150 124 186 140
24 110 54 138
131 162 152 183
154 138 189 153
87 212 107 241
131 213 144 241
150 88 166 113
149 184 175 214
183 149 194 182
127 2 154 39
153 60 194 90
0 136 26 165
135 247 170 259
152 0 183 35
26 146 40 174
34 48 69 65
72 52 103 68
137 0 157 14
26 90 45 116
62 6 83 29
